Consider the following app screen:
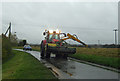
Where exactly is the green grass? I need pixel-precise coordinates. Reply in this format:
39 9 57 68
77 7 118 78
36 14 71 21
2 50 57 79
69 53 119 69
69 47 119 69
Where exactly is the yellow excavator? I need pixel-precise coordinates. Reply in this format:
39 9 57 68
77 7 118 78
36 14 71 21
40 30 87 59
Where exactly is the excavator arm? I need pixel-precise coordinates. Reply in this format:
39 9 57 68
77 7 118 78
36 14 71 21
61 33 88 47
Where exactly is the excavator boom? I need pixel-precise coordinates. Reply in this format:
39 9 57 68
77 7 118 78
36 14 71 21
62 33 88 47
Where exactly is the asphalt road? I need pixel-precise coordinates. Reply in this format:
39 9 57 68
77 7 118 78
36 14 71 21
15 49 119 79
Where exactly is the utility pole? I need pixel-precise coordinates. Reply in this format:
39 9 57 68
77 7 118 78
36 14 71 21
9 22 11 40
98 40 100 45
5 22 11 40
113 29 118 45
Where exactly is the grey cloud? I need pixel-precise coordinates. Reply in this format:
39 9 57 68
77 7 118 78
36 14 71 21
2 2 118 44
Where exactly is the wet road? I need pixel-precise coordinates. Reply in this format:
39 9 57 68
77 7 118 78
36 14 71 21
48 58 119 79
15 49 119 79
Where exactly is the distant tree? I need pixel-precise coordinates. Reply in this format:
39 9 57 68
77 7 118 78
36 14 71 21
18 40 27 46
10 33 18 46
23 40 26 46
0 35 2 58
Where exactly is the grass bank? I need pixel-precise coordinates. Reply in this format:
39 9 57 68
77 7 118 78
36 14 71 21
2 50 57 79
69 47 119 69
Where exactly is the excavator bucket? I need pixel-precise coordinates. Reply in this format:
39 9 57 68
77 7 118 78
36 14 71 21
47 44 76 54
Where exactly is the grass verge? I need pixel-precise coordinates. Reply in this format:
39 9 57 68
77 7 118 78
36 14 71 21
69 53 119 69
2 50 57 79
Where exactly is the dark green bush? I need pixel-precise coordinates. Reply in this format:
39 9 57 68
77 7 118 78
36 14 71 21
2 34 12 62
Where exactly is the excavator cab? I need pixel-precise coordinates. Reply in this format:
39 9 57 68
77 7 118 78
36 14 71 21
48 33 60 42
44 30 59 38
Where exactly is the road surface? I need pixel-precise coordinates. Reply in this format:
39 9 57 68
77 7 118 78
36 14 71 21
15 49 119 79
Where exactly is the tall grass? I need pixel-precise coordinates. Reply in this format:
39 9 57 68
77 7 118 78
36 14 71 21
76 47 119 57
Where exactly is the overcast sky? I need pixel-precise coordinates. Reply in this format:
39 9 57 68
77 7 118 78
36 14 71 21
1 2 118 45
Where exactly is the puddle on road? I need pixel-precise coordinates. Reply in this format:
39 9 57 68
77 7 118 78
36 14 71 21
15 49 119 79
46 57 119 79
47 58 75 76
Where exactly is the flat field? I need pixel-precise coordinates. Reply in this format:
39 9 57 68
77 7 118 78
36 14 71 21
76 47 119 57
14 46 40 51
